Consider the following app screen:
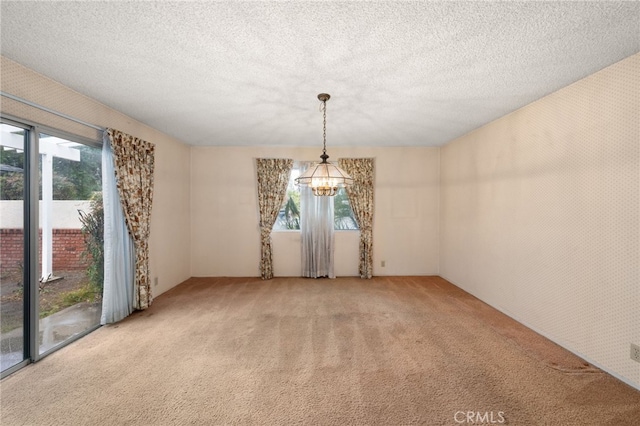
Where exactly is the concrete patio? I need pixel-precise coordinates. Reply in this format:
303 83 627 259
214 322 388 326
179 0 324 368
1 301 101 371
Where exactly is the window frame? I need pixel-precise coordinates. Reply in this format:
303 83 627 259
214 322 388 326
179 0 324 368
272 161 359 232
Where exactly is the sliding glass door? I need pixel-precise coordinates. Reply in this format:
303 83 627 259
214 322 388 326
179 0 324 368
1 119 103 376
0 123 28 373
37 132 103 355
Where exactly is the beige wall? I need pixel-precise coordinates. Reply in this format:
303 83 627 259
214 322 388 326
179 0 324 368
190 146 440 277
440 54 639 387
1 56 192 296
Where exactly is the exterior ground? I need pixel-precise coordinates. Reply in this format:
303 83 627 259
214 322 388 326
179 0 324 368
0 269 100 333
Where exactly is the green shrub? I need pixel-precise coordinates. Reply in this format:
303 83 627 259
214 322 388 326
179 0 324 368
61 284 98 305
78 192 104 291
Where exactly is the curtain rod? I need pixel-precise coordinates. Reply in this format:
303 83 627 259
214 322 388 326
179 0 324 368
1 91 104 132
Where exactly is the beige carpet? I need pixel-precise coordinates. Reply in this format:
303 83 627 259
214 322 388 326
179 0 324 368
1 276 639 425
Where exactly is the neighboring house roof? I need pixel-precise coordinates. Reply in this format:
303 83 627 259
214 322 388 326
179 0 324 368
0 164 24 173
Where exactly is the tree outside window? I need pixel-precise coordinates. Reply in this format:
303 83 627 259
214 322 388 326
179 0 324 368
273 163 358 231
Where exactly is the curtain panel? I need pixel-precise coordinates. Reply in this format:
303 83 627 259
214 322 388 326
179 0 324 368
256 158 293 279
101 133 135 324
338 158 375 279
106 128 155 310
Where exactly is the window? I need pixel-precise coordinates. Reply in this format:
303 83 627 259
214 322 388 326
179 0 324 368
273 162 359 231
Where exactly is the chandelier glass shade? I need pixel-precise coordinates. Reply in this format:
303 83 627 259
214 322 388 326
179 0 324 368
296 158 354 196
295 93 353 196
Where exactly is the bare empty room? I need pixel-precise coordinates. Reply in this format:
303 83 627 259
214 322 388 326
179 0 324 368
1 2 639 425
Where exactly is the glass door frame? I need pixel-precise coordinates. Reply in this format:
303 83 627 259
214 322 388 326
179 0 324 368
1 115 102 378
1 117 37 378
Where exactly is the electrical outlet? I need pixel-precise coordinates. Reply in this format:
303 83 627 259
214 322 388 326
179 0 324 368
381 260 386 267
631 343 640 363
154 277 159 287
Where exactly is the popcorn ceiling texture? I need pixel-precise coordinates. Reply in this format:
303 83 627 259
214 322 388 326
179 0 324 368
1 1 638 147
439 54 639 388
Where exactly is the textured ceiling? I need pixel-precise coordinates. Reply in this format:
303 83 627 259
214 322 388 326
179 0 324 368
1 1 638 147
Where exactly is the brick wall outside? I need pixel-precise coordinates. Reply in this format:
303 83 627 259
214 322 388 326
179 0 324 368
0 228 88 275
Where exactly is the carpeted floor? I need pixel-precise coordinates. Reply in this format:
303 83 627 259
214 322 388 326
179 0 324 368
1 276 639 425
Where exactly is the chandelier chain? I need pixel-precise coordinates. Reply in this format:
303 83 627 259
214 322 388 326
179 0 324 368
293 93 353 196
322 100 327 156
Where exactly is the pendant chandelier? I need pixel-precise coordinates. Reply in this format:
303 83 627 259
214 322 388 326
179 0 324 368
295 93 353 196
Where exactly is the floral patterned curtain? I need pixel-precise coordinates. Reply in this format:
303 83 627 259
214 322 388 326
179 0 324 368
106 128 155 309
338 158 375 279
256 158 293 279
